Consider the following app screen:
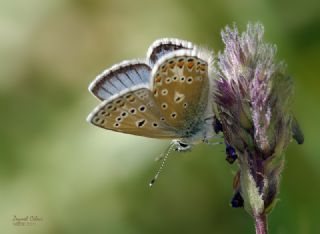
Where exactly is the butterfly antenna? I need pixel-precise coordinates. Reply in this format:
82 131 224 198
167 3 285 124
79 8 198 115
149 142 175 187
154 141 176 162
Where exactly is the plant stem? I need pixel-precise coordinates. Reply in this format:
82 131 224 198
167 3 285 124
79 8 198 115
254 213 268 234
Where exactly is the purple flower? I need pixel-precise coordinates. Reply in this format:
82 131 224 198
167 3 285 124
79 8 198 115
213 22 304 220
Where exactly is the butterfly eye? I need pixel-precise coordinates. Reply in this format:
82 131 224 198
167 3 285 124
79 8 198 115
178 141 189 148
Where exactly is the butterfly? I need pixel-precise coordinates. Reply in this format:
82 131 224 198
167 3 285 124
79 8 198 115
87 38 218 151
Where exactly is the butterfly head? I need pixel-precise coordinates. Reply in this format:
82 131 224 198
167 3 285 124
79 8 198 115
172 140 192 152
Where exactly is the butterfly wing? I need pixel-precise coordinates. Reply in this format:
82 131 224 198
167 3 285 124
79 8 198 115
147 38 194 67
87 86 179 139
89 60 151 101
150 49 212 137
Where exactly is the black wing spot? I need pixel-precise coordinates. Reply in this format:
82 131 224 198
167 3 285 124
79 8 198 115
161 103 168 109
175 97 181 102
187 77 193 83
139 105 146 112
137 119 146 128
129 108 136 114
171 112 177 119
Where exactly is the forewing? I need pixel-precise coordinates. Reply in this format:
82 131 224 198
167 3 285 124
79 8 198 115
151 51 209 132
147 38 193 67
87 87 178 139
89 60 151 101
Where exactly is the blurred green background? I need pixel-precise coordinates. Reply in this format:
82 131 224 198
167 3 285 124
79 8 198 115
0 0 319 233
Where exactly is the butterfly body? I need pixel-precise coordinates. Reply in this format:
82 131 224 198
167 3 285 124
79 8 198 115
87 38 216 150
